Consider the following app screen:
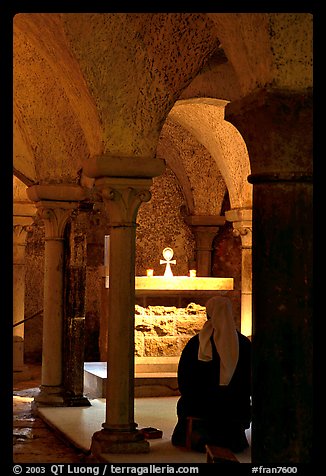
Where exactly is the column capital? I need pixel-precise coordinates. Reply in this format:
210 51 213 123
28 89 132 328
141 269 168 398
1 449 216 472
225 88 313 177
95 177 152 226
185 215 226 227
13 201 37 240
13 223 33 243
225 208 252 223
26 183 86 239
13 200 37 219
26 183 87 202
185 217 224 277
232 226 252 249
82 155 166 180
225 208 252 249
191 226 220 249
35 202 77 239
13 223 32 264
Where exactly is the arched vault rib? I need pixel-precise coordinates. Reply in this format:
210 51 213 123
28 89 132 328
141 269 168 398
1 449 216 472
13 13 104 183
156 129 195 215
14 105 37 184
158 118 226 216
60 13 222 157
168 98 252 210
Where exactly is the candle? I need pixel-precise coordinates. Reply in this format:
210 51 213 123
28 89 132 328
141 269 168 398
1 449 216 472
189 269 197 278
146 269 154 277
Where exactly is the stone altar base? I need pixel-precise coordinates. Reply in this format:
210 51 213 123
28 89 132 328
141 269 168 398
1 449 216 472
84 357 180 398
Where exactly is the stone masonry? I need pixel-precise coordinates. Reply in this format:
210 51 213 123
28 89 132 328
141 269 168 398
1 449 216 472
134 302 207 357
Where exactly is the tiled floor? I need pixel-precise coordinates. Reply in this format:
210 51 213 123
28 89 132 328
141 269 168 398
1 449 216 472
13 364 251 464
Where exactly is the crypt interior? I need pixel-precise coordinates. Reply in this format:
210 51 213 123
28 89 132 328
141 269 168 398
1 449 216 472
13 13 313 464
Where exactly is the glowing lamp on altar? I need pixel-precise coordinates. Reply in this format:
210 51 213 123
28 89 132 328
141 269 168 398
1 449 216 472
136 246 233 292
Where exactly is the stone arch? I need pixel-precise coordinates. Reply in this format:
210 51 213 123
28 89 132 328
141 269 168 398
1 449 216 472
169 98 252 210
156 122 227 218
13 13 103 182
156 127 195 216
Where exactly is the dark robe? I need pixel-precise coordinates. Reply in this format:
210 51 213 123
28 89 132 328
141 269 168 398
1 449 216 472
171 330 251 452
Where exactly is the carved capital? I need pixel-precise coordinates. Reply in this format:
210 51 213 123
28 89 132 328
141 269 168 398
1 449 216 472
26 183 87 202
13 224 32 263
13 224 31 245
95 178 152 226
35 202 77 239
13 201 37 218
225 208 252 249
233 225 252 248
82 155 165 180
192 226 220 251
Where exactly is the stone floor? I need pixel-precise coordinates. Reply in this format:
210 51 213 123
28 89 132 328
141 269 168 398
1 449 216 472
13 364 95 464
13 363 251 464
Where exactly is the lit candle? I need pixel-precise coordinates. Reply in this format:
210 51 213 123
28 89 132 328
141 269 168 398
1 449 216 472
146 269 154 277
189 269 197 278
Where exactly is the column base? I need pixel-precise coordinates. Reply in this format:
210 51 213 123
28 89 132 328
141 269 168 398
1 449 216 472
33 385 66 407
63 394 91 407
13 336 25 371
91 428 150 455
33 386 92 407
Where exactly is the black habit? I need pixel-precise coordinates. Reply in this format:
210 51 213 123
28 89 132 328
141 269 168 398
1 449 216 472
171 330 251 452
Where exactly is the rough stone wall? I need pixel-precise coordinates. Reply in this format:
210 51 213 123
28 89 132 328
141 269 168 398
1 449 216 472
134 303 207 357
136 167 195 276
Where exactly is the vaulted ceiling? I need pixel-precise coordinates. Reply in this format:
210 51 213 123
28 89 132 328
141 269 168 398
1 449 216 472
13 13 312 214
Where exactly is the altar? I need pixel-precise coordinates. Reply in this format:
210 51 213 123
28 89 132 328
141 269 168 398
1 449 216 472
88 247 234 397
134 275 234 307
111 245 233 306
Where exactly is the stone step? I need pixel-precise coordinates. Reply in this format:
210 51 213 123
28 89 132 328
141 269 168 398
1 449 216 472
84 358 180 398
135 356 179 373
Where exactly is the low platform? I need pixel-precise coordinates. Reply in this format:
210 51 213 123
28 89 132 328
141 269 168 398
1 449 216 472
84 357 180 398
36 397 251 463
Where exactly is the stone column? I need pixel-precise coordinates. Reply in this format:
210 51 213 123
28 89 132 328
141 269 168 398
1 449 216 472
26 184 86 406
63 211 91 406
83 155 165 455
185 215 225 276
226 89 313 463
225 208 252 337
13 203 35 371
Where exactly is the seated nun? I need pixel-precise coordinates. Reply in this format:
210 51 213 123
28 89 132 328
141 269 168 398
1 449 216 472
171 295 251 453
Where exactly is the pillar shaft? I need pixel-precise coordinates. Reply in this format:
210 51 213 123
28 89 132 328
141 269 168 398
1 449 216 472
13 222 32 370
185 216 225 277
84 156 165 455
226 208 252 337
25 195 78 406
97 179 151 438
63 215 90 405
105 224 137 429
226 88 313 463
13 225 29 336
251 177 312 463
42 236 65 386
240 247 252 336
193 226 219 277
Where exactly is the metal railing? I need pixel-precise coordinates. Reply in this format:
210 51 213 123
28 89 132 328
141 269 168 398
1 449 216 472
13 309 43 328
